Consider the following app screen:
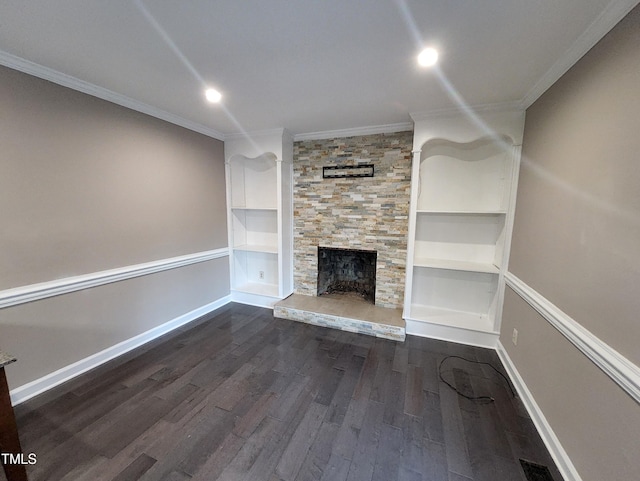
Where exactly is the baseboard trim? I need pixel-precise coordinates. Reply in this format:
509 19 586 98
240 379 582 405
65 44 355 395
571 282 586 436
496 341 583 481
404 318 499 349
0 248 229 310
9 295 231 405
230 290 280 309
505 272 640 404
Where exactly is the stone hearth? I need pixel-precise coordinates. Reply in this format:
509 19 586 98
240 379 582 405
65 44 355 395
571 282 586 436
274 294 405 342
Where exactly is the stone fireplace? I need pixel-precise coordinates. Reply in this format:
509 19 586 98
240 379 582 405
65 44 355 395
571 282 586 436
317 246 377 304
292 131 413 309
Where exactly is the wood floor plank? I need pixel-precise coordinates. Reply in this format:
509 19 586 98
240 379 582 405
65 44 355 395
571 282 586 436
276 401 328 480
111 453 157 481
421 350 442 394
158 471 191 481
448 472 474 481
188 432 246 481
392 344 409 373
345 400 384 481
243 389 316 481
12 303 564 481
325 353 365 426
294 421 340 481
320 453 351 481
352 343 377 402
369 340 394 403
422 440 449 481
269 374 311 421
90 383 198 458
330 383 370 461
454 368 498 481
404 364 423 417
439 377 473 479
70 420 174 481
176 410 236 476
313 367 345 406
423 389 445 443
398 466 422 481
139 406 234 479
206 415 282 481
233 390 278 438
468 373 513 459
383 369 407 428
58 455 109 481
371 423 403 481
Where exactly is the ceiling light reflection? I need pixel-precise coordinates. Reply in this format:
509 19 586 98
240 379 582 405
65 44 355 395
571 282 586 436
418 47 439 67
205 88 222 103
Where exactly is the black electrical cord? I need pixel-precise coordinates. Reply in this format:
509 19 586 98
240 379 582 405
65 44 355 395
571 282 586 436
438 355 516 403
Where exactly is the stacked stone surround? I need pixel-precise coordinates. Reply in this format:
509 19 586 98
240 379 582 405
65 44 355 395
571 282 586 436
274 303 406 341
293 131 413 309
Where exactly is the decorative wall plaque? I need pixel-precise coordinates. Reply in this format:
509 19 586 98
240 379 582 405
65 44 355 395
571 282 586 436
323 164 374 178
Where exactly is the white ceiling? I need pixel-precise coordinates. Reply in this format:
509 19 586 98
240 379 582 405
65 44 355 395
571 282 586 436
0 0 637 140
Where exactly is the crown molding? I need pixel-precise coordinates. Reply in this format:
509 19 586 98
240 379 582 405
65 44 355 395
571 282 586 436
293 122 413 142
0 50 226 141
2 0 633 144
410 101 523 122
224 127 286 141
520 0 639 109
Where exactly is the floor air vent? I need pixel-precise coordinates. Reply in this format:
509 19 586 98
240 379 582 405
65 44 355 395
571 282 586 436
519 459 555 481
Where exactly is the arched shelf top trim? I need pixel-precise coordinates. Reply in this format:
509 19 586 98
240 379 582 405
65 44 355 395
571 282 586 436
228 152 278 164
419 134 515 163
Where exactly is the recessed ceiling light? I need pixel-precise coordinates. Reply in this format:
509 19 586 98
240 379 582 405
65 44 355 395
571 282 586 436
417 47 439 67
205 88 222 103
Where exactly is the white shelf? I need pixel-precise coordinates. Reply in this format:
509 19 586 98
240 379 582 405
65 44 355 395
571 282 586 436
409 304 496 333
226 137 294 303
231 209 278 253
233 282 279 297
414 211 506 269
231 206 278 211
404 126 521 341
417 209 506 215
414 258 499 274
234 244 278 254
411 267 498 317
405 112 524 344
228 154 278 209
416 138 511 213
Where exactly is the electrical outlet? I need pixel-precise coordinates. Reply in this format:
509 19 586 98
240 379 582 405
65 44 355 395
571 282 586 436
259 270 265 280
512 328 518 345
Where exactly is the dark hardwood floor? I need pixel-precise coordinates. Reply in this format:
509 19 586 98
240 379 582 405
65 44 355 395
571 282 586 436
8 303 562 481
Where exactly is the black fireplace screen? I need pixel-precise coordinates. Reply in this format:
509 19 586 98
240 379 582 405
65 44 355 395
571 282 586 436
317 247 377 304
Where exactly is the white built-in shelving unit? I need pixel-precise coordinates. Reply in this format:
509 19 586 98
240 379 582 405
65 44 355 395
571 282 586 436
225 130 293 308
404 110 525 347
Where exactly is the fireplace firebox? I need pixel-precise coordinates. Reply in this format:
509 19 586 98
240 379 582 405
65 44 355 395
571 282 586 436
317 247 377 304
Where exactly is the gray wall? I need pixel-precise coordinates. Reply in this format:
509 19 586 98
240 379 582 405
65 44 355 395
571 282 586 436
502 5 640 480
0 65 230 389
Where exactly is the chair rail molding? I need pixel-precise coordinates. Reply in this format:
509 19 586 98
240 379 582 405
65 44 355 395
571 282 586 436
505 271 640 404
0 248 229 310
